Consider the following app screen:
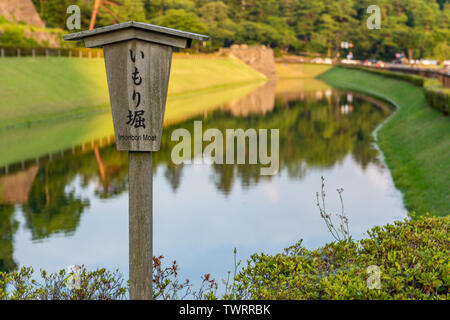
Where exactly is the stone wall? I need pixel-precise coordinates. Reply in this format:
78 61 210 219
0 0 64 48
219 44 277 80
0 0 45 27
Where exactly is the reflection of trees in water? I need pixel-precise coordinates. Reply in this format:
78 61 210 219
0 205 18 273
154 90 390 194
20 144 129 240
0 87 391 245
164 164 184 192
22 161 89 240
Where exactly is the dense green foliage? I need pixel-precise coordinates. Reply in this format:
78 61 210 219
0 15 66 48
0 23 39 48
31 0 449 59
0 257 216 300
320 67 450 216
0 266 127 299
233 215 449 299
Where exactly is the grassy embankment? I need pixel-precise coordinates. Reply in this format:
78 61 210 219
0 56 265 166
275 63 333 94
319 67 449 216
0 56 266 129
276 62 332 79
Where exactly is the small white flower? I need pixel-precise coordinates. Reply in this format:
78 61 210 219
66 265 82 290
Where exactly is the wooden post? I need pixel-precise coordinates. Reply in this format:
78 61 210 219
129 151 153 299
64 21 208 300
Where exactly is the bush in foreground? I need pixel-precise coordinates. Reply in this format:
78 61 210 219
0 267 127 300
0 257 217 300
234 215 449 300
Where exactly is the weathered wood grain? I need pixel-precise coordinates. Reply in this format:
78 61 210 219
84 28 188 49
129 151 152 300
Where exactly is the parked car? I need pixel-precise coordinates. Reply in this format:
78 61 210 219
421 59 437 66
363 59 377 66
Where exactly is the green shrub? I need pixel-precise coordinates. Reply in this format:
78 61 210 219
0 257 218 300
0 16 10 24
0 24 38 48
424 80 450 115
365 69 424 87
0 266 127 300
234 215 449 300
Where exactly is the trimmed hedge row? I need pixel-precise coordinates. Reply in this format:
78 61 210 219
340 65 449 115
423 79 450 114
362 67 425 87
341 65 425 86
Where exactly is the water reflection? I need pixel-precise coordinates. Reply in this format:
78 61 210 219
0 80 404 281
0 205 17 272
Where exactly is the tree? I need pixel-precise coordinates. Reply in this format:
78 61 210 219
89 0 119 29
199 1 229 24
151 9 208 35
433 42 449 61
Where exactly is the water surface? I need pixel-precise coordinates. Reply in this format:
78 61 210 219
0 79 406 293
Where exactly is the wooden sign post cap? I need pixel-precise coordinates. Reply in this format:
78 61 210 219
63 21 209 48
64 22 207 152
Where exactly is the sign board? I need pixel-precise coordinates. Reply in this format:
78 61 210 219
64 22 208 151
64 22 208 300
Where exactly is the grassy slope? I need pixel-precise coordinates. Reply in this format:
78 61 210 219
0 80 264 167
319 67 449 216
0 56 265 129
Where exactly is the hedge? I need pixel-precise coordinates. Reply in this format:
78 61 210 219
234 215 449 300
423 79 450 114
340 65 449 115
341 65 425 86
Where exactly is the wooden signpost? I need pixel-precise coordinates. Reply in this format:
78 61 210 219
64 22 208 300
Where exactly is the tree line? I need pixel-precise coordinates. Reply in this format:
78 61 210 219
32 0 449 60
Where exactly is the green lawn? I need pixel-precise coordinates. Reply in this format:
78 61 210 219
0 80 264 167
319 67 450 216
0 56 265 129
